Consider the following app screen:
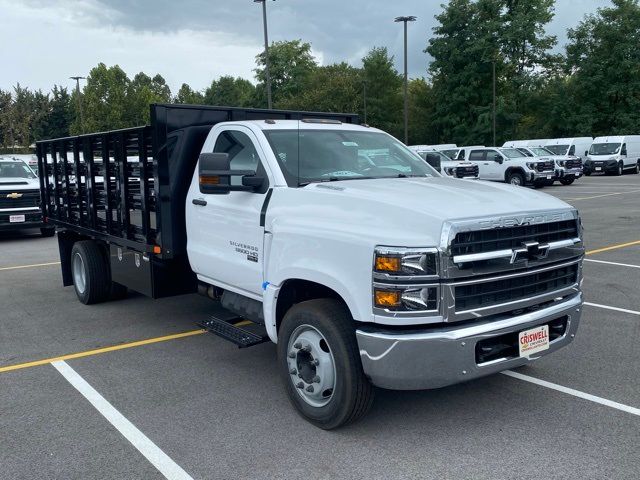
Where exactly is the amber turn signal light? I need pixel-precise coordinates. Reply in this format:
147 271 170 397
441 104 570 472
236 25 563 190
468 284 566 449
374 289 401 308
199 175 220 186
375 255 401 272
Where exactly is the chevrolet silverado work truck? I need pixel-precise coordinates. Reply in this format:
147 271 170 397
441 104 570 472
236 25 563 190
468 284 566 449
37 105 584 429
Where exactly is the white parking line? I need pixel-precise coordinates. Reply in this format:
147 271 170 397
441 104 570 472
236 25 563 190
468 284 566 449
584 302 640 316
502 370 640 417
52 361 193 480
584 258 640 269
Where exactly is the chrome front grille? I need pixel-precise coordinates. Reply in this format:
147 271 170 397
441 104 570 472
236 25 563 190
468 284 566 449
0 190 40 209
439 211 584 322
451 219 579 257
454 262 579 312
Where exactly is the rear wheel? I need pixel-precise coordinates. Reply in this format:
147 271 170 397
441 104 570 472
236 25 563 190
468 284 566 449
506 172 525 186
559 178 575 186
634 162 640 174
71 241 111 305
277 298 374 430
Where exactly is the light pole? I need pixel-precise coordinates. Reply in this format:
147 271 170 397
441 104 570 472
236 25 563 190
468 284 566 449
254 0 274 109
70 76 86 133
362 80 367 124
394 16 416 144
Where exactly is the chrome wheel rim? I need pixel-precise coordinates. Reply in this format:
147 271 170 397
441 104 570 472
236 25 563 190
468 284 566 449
72 252 87 294
286 325 336 407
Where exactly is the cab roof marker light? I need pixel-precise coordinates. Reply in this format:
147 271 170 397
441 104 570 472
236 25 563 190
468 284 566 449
301 118 342 124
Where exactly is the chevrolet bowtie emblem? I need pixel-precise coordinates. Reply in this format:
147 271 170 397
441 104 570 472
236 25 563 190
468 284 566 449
510 241 550 264
6 193 23 199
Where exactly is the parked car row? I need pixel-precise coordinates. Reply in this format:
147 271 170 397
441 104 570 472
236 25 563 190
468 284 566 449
409 135 640 188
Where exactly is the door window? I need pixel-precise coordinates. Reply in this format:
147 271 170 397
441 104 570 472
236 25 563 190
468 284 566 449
468 150 486 161
568 145 575 156
213 130 261 186
621 144 627 155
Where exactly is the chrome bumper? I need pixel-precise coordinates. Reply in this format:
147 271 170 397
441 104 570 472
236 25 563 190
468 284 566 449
356 294 582 390
529 171 555 181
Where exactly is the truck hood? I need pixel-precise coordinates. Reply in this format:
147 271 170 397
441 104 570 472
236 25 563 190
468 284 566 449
0 177 40 191
270 177 574 247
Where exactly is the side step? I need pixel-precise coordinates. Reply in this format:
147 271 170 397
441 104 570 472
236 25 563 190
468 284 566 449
198 316 269 348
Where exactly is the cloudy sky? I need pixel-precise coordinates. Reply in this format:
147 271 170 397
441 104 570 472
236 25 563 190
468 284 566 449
0 0 610 94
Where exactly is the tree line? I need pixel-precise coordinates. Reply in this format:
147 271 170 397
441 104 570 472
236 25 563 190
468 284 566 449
1 0 639 152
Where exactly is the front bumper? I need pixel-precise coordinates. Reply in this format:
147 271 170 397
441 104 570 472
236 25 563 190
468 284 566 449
356 293 582 390
0 209 46 231
557 168 583 179
584 160 617 174
528 170 555 182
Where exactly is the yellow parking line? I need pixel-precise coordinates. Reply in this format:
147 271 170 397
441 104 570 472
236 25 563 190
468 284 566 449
0 329 205 374
586 240 640 256
0 261 60 272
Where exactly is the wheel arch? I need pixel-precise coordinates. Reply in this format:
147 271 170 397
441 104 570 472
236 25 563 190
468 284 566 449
504 167 526 183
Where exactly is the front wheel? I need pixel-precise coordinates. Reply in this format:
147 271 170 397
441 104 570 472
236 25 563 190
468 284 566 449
277 298 374 430
40 227 55 237
616 162 624 176
506 172 525 186
559 178 575 186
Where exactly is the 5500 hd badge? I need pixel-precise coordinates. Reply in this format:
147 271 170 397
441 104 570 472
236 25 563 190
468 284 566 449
230 240 259 263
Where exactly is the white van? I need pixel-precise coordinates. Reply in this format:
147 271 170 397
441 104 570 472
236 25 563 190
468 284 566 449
585 136 640 175
545 138 593 160
408 146 479 179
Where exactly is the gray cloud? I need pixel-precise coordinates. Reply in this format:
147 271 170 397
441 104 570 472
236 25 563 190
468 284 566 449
3 0 611 93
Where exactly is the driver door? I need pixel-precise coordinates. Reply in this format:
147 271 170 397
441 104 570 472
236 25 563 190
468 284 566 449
187 127 270 297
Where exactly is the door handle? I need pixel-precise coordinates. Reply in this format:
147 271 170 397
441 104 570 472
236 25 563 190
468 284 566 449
192 198 207 206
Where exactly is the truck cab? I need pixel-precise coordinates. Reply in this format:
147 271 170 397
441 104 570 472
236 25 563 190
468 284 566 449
466 147 555 187
585 136 640 176
0 157 54 236
37 105 584 429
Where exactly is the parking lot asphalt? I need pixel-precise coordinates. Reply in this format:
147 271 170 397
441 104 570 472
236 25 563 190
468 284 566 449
1 174 639 480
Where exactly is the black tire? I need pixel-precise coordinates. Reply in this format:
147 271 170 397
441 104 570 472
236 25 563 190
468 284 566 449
543 179 555 186
634 162 640 174
40 227 55 237
70 240 111 305
532 180 546 189
277 298 374 430
559 178 575 186
584 171 591 176
506 172 525 187
616 162 623 176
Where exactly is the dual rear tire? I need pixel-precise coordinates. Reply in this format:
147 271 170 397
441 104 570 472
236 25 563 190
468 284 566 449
71 240 127 304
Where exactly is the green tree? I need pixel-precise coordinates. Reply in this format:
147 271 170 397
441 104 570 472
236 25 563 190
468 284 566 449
427 0 502 145
46 85 72 139
564 0 640 135
127 72 172 125
175 83 204 104
254 39 318 107
204 76 256 107
0 89 13 148
407 78 436 145
281 62 363 114
362 47 403 138
74 63 130 133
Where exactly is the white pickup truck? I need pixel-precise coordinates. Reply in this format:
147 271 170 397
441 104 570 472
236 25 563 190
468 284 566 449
515 146 583 186
38 105 584 429
0 157 54 236
466 147 556 187
408 145 479 179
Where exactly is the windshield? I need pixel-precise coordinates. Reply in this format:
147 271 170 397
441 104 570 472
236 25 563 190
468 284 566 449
0 162 37 179
529 147 553 156
264 129 438 186
589 143 621 155
440 149 459 159
545 145 569 155
500 148 525 159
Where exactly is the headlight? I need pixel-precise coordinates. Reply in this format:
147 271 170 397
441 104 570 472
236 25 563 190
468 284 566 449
526 162 537 169
445 167 455 176
556 160 566 167
373 285 439 311
374 247 438 278
373 247 440 314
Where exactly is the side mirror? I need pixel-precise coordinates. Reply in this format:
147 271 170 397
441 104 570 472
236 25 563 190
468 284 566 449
584 151 588 157
198 152 265 194
493 154 503 164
